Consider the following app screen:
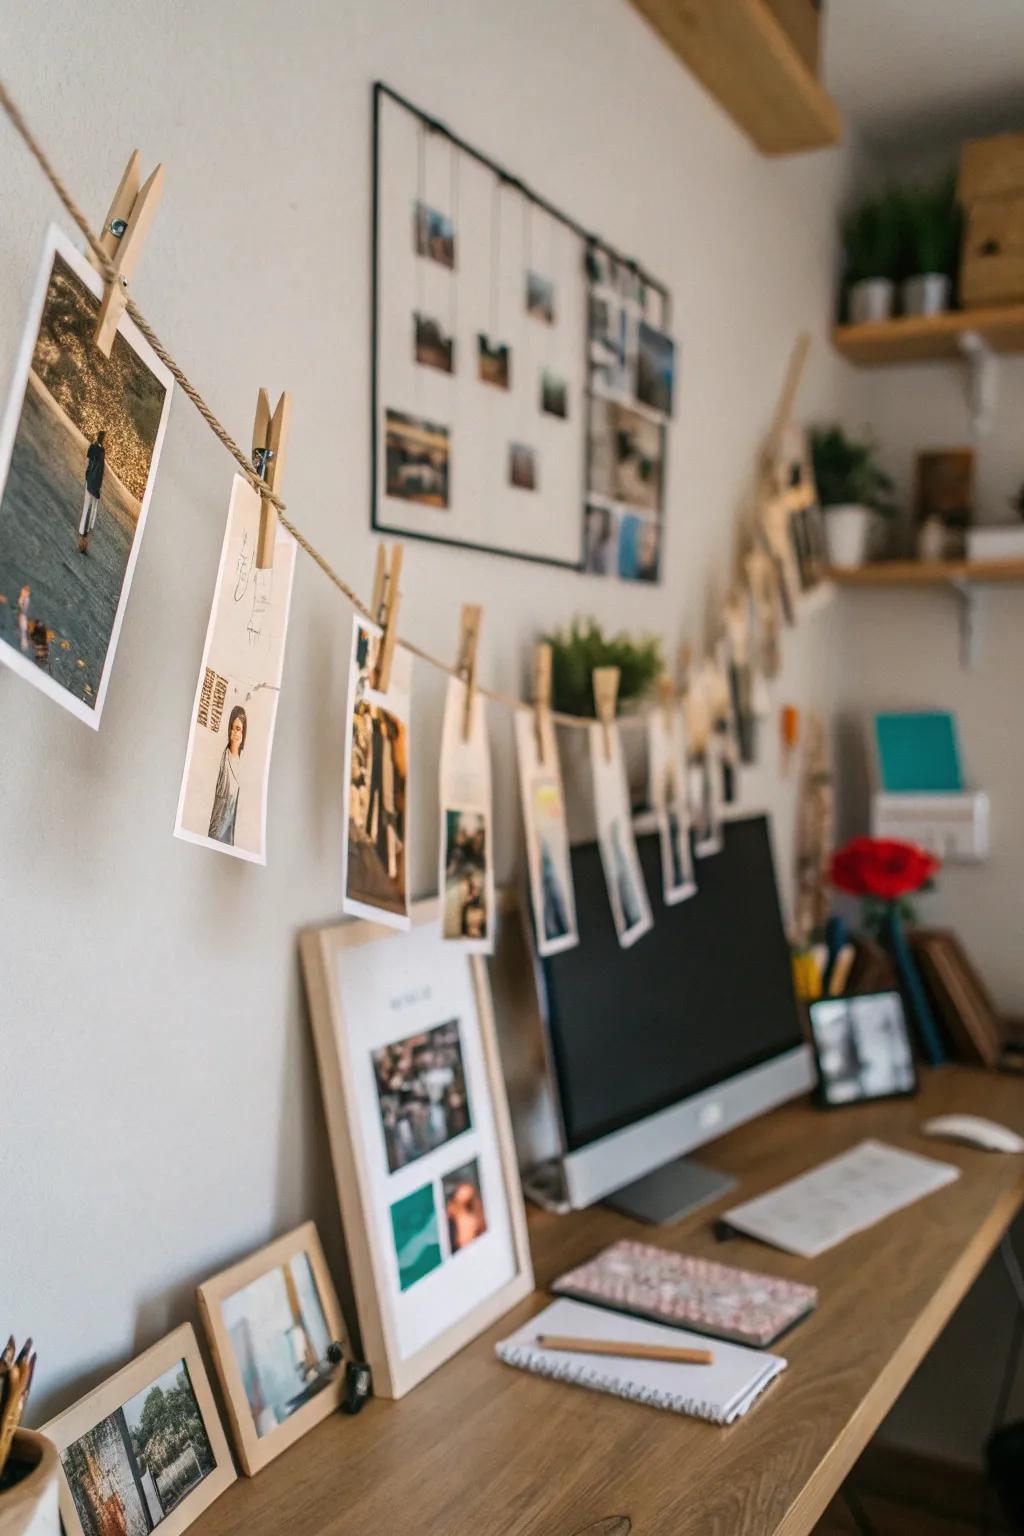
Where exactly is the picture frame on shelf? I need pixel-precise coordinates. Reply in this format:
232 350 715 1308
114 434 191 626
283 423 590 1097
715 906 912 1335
43 1324 235 1536
196 1221 349 1476
300 898 534 1399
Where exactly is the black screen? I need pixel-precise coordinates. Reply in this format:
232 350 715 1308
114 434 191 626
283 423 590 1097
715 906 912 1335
541 814 803 1152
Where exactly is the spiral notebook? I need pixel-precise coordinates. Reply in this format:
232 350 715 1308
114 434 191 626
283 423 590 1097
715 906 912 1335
496 1299 786 1425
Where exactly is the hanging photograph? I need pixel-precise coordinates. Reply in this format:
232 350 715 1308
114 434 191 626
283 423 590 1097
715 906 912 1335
745 545 783 681
0 224 173 725
514 706 578 957
711 642 742 804
539 368 568 420
384 409 449 509
525 270 555 324
635 320 675 415
197 1222 348 1476
589 718 653 948
438 675 495 954
647 703 697 905
341 613 413 929
508 442 537 491
43 1323 235 1536
684 667 723 857
589 293 633 397
413 313 454 374
617 512 661 582
300 903 533 1398
582 504 618 576
413 201 455 268
477 334 510 389
174 476 296 865
589 397 664 512
723 590 757 765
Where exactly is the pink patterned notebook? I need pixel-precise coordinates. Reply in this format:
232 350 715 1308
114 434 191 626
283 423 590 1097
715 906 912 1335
553 1240 817 1348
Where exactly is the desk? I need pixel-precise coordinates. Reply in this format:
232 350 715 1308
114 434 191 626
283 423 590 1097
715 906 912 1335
191 1067 1024 1536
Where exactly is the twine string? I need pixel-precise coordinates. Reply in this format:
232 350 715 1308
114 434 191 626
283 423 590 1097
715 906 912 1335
0 75 654 730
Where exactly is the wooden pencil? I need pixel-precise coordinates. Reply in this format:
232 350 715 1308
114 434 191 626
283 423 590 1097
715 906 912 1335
536 1334 714 1365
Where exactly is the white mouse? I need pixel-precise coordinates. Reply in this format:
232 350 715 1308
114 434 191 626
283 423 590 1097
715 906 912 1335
922 1114 1024 1154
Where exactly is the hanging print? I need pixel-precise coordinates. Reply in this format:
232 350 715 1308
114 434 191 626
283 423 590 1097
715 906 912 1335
175 475 296 864
438 675 495 954
589 715 652 948
514 707 578 957
647 699 697 906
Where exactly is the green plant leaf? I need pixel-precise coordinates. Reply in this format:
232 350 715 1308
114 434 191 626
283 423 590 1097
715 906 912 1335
543 618 663 717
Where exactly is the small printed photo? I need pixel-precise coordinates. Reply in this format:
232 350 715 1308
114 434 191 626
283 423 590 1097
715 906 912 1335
413 201 455 268
532 780 574 944
589 295 631 395
372 1018 472 1175
222 1251 333 1439
443 1158 487 1254
636 321 675 416
477 334 510 390
582 503 618 576
590 397 664 512
0 227 172 725
384 408 449 508
347 695 408 917
443 809 489 939
413 312 454 374
61 1360 216 1534
540 368 568 420
810 992 916 1106
509 442 537 492
526 270 555 324
391 1182 443 1292
617 512 661 583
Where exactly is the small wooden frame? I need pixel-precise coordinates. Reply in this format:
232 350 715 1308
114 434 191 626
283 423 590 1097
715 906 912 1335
43 1323 234 1536
300 899 533 1399
370 542 403 693
455 603 482 741
532 641 553 763
197 1221 348 1477
592 665 620 763
252 388 292 570
93 150 164 356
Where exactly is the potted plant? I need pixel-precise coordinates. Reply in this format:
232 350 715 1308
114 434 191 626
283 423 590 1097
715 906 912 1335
544 619 662 841
810 425 896 568
842 188 904 324
901 172 961 317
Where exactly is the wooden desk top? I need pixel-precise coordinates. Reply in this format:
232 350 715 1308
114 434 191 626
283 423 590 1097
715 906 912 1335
192 1067 1024 1536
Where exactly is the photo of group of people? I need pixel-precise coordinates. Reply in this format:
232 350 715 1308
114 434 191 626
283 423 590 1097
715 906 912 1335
389 1154 488 1293
60 1361 216 1535
584 247 673 585
342 616 412 927
175 475 297 865
441 809 489 942
0 227 172 724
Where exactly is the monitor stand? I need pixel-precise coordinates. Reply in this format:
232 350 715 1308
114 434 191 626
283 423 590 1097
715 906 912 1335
603 1156 737 1226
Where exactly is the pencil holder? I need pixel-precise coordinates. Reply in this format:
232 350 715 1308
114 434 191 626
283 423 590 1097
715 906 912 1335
0 1430 60 1536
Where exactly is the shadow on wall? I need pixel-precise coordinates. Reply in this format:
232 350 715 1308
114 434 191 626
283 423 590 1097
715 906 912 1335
834 709 874 842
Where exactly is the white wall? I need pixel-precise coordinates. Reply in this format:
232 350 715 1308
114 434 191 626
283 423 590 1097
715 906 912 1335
0 0 863 1422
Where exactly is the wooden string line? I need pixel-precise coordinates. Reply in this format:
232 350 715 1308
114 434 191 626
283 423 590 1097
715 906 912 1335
0 75 663 731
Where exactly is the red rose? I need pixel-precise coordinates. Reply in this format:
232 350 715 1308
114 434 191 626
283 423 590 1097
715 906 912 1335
829 837 939 901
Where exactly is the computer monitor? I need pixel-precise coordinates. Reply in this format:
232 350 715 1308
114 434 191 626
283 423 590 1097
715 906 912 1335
533 811 813 1222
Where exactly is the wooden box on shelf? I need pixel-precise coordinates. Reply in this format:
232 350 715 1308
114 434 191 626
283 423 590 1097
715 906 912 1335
959 132 1024 309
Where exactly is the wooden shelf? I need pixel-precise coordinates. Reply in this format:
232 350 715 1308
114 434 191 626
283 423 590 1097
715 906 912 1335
829 560 1024 586
628 0 842 155
834 306 1024 365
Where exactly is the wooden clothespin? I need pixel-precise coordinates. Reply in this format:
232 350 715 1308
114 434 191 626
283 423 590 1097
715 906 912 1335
92 151 164 356
658 673 676 730
533 641 553 764
676 642 693 693
592 666 619 763
252 388 292 569
371 542 403 693
455 603 482 741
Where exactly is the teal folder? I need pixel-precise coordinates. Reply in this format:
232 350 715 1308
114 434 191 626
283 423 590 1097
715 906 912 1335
874 712 963 794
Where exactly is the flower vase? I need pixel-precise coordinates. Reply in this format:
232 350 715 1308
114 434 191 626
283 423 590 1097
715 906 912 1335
882 906 945 1066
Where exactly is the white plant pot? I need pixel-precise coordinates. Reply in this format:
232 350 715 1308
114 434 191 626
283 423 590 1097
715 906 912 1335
901 273 951 317
824 504 878 569
0 1431 61 1536
848 278 895 325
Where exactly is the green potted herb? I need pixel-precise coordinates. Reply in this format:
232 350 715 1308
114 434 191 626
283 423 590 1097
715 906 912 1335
842 188 905 324
811 426 896 567
901 172 960 317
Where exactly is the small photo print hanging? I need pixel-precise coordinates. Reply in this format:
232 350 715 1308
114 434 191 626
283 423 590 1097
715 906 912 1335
439 676 495 953
647 703 697 906
341 614 413 928
513 708 577 957
589 717 652 949
175 475 296 864
684 667 723 858
0 224 173 726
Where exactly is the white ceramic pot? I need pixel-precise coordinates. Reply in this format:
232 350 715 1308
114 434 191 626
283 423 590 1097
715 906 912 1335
0 1431 61 1536
848 278 895 325
901 273 951 317
824 504 878 569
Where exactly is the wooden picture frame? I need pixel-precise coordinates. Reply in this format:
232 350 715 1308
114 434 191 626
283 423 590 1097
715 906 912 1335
196 1221 349 1476
911 928 1005 1068
300 898 534 1399
43 1323 235 1536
